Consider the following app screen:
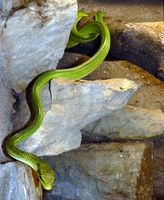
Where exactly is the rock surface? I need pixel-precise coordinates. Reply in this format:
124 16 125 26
0 64 13 161
154 139 164 197
0 162 42 200
0 0 77 92
58 53 164 198
59 53 164 111
45 142 153 200
17 78 138 156
78 0 163 22
82 106 164 141
0 1 163 199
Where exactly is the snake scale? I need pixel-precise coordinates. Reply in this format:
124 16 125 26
5 11 111 190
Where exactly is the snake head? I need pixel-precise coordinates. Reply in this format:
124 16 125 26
37 162 55 190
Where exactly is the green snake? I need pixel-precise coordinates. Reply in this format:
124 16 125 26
5 11 111 190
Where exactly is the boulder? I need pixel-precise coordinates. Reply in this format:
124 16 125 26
0 162 42 200
45 142 153 200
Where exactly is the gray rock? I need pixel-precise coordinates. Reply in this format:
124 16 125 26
0 64 13 161
0 0 13 13
18 79 138 156
0 0 77 92
45 142 153 200
82 106 164 141
0 0 79 198
0 162 42 200
58 53 164 198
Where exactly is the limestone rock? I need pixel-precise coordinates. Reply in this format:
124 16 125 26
82 106 164 141
18 79 138 156
0 64 14 161
45 142 153 200
0 0 77 92
0 162 42 200
59 53 164 111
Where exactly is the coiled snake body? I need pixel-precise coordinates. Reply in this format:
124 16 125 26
5 11 111 190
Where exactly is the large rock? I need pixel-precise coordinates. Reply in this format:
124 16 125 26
45 142 153 200
0 162 42 200
58 53 164 198
0 0 77 92
17 78 138 156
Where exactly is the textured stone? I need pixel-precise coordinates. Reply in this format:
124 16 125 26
0 162 42 200
78 0 163 22
153 139 164 198
58 53 164 199
59 53 164 111
82 106 164 141
0 0 77 92
58 53 164 139
45 142 153 200
0 64 13 161
17 79 138 156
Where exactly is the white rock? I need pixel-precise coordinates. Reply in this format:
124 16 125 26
19 78 138 156
0 0 77 92
0 162 42 200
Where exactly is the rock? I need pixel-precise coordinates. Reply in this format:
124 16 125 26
77 0 163 22
109 21 164 78
0 162 42 200
58 53 164 199
59 53 164 111
153 139 164 198
82 106 164 141
58 53 164 140
0 0 79 198
45 142 153 200
0 64 14 161
87 61 164 111
0 0 13 13
0 0 77 92
67 14 163 79
17 78 138 156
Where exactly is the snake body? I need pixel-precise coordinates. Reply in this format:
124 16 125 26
5 11 111 190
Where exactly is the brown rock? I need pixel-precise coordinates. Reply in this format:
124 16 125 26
154 139 164 197
77 0 163 23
